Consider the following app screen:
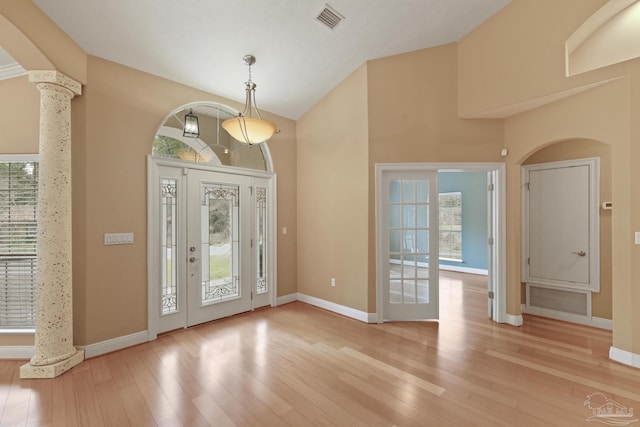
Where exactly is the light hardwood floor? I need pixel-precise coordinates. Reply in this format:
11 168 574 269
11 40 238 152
1 271 638 426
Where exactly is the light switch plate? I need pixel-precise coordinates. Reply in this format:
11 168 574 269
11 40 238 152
635 232 640 245
104 232 134 245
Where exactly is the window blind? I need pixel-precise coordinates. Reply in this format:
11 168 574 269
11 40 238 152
439 192 462 260
0 161 38 329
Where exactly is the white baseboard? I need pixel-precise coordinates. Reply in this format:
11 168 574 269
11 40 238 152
296 293 376 323
609 346 640 368
277 293 298 305
591 317 613 330
79 330 149 359
506 313 523 326
439 264 488 275
0 346 34 360
523 304 612 330
1 331 148 360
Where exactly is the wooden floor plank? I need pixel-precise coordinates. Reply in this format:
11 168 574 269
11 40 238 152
1 271 639 426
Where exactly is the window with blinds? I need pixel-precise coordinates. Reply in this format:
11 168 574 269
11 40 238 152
439 192 462 261
0 158 38 330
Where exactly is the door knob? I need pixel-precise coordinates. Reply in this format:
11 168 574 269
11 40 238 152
189 257 197 263
572 251 586 257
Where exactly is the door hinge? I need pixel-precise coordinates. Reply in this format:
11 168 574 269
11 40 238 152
488 183 494 192
488 237 494 245
250 186 253 195
525 182 530 191
527 257 530 265
250 238 253 248
488 291 495 299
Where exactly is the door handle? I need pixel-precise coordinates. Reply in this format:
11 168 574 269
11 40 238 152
189 257 198 263
572 251 586 257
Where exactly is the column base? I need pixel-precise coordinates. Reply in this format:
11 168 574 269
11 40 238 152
20 348 85 379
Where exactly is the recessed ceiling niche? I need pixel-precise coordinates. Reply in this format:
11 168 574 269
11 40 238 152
566 0 640 76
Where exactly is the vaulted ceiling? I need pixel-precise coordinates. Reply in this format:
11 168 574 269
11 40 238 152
3 1 511 119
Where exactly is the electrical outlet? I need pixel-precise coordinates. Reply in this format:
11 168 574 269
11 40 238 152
331 278 336 287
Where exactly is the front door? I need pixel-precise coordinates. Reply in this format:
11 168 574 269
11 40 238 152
379 170 439 321
150 162 274 335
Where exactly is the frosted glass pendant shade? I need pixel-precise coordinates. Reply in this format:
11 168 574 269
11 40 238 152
221 116 277 145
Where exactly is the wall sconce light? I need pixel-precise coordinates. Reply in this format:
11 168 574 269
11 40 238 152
222 55 278 145
183 109 200 138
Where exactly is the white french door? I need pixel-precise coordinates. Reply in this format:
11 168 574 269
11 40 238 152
149 160 275 336
379 170 439 321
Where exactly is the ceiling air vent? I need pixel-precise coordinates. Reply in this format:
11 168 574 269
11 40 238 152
316 5 345 30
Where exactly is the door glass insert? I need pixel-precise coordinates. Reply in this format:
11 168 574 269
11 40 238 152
389 179 430 304
161 179 178 314
201 183 240 305
256 186 268 295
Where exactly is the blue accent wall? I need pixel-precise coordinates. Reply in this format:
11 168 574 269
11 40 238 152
439 172 487 270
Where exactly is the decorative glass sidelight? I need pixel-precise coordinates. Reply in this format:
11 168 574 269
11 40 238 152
201 183 240 305
256 187 268 294
388 179 430 304
161 179 178 314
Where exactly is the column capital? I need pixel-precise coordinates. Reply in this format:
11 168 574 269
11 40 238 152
28 70 82 96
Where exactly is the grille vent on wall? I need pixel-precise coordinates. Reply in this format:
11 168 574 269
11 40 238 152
527 284 589 317
316 5 345 30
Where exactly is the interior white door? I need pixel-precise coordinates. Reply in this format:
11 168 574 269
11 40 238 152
523 159 599 291
152 163 274 334
381 171 439 321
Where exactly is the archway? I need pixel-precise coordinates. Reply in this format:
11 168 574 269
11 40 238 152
520 138 612 328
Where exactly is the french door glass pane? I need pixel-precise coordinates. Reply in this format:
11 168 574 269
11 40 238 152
388 178 430 305
161 179 178 314
201 184 240 305
256 186 268 295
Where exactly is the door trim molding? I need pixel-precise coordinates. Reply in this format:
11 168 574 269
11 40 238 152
521 157 600 292
375 162 506 324
146 156 277 340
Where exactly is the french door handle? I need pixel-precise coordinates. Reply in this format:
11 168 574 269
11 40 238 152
572 251 586 257
189 257 198 263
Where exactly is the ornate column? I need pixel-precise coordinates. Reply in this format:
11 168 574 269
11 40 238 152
20 71 84 378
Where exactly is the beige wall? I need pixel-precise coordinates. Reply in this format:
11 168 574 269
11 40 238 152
457 0 606 118
296 43 504 313
0 37 296 346
366 44 504 312
74 56 296 344
523 139 612 319
459 0 639 353
4 0 640 360
0 1 86 84
0 76 39 153
296 64 370 312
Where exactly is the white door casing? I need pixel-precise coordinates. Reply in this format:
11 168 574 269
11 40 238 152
376 163 506 324
147 157 276 339
522 158 599 292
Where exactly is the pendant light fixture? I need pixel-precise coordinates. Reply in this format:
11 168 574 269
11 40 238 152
183 109 200 138
222 55 277 145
